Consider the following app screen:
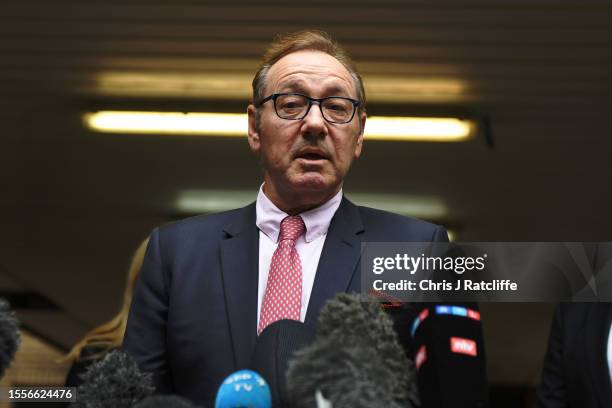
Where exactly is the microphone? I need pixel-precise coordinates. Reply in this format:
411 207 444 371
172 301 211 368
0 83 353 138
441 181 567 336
73 349 154 408
405 303 489 408
0 298 20 379
214 369 271 408
317 293 419 406
287 293 418 408
134 395 199 408
249 319 315 407
287 336 405 408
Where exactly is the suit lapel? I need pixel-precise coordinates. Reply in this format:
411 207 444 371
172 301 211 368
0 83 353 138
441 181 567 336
220 203 259 369
585 303 612 407
305 197 364 327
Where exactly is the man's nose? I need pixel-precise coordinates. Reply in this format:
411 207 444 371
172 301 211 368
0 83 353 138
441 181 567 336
301 102 327 138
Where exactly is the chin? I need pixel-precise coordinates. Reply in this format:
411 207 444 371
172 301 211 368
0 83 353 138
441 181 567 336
291 172 334 191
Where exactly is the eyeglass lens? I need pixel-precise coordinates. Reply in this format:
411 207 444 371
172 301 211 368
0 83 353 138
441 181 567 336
275 94 354 123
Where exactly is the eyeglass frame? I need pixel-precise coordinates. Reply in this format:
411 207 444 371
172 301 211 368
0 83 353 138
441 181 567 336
255 92 362 124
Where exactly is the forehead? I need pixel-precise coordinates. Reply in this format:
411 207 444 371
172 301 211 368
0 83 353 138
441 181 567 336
265 50 356 97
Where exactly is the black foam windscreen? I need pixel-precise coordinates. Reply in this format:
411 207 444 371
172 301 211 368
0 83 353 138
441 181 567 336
409 303 489 408
134 394 199 408
73 349 154 408
0 298 20 378
249 319 315 408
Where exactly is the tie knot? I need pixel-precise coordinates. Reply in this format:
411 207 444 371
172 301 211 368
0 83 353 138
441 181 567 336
279 215 305 242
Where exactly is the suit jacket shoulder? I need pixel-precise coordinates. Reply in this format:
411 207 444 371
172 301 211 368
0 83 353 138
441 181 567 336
152 203 256 264
157 204 253 242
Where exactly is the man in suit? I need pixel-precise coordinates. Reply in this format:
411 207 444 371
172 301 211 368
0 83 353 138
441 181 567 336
538 302 612 408
123 30 448 405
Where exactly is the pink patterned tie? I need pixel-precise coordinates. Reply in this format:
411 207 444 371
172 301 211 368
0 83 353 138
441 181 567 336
257 215 306 335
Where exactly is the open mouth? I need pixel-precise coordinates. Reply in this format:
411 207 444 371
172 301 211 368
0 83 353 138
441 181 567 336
299 153 327 160
295 150 329 161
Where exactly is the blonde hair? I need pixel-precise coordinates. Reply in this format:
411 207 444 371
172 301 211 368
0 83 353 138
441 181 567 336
252 30 366 111
61 237 149 363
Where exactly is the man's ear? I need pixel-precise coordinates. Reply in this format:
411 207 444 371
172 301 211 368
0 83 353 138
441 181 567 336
354 111 366 159
247 104 261 153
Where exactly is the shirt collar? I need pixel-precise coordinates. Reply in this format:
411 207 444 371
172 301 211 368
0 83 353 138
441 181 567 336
255 183 342 243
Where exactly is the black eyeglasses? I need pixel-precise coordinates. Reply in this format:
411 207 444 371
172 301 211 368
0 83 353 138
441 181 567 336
256 93 361 124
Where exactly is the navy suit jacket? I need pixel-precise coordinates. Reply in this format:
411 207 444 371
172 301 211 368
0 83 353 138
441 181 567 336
123 196 448 405
538 303 612 408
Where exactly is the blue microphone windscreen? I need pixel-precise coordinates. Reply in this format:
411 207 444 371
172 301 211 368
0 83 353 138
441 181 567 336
215 370 271 408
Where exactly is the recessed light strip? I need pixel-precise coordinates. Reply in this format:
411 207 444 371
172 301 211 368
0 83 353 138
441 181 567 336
176 190 448 219
83 111 247 136
84 111 474 141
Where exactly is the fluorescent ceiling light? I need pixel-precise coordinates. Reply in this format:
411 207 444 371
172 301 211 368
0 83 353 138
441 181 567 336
365 116 472 142
96 71 253 99
176 190 258 214
348 192 448 219
84 111 246 136
84 111 474 141
96 70 465 102
365 76 465 103
176 190 448 220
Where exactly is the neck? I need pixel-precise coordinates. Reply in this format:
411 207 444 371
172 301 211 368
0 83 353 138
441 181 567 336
262 182 340 215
